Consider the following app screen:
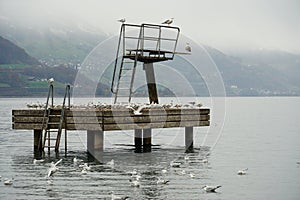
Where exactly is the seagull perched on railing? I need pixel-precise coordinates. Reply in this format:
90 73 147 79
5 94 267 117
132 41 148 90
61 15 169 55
48 78 54 84
118 18 126 24
162 18 174 25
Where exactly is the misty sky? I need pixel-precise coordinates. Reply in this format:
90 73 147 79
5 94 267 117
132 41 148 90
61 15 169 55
1 0 300 53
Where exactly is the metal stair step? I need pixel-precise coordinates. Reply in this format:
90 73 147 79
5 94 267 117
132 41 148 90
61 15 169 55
44 146 56 148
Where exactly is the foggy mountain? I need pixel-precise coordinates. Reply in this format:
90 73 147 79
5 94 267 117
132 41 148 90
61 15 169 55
0 16 107 65
0 35 39 65
0 18 299 96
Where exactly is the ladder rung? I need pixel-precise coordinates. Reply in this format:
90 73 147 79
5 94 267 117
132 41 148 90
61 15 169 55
44 146 56 148
117 95 130 97
118 88 130 90
121 68 133 70
120 74 132 77
122 61 134 64
46 138 57 140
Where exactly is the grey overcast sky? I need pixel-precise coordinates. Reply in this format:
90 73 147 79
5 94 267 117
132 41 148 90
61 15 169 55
1 0 300 53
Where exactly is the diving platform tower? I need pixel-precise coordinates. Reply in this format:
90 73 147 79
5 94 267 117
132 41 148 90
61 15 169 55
111 23 180 104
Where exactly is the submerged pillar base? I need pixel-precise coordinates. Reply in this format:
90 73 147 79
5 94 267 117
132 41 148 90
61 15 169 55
185 127 194 153
87 130 104 162
134 129 143 153
33 129 43 157
143 128 152 153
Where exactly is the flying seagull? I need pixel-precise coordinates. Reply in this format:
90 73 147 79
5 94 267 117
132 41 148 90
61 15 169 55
185 43 191 53
202 185 222 193
118 18 126 24
47 159 62 177
162 18 174 25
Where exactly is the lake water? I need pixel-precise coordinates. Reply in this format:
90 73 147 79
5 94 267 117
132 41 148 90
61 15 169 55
0 97 299 199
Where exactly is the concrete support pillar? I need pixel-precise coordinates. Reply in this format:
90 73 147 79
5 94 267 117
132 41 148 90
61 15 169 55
87 130 103 162
143 128 152 152
134 129 142 153
185 127 194 153
33 129 43 158
144 63 159 104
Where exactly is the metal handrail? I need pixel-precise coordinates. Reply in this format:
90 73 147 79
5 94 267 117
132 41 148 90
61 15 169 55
111 24 124 94
55 84 71 151
41 84 54 130
41 84 54 150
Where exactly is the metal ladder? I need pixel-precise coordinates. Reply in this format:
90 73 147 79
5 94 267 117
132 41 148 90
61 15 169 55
111 24 141 104
113 56 138 103
42 84 70 152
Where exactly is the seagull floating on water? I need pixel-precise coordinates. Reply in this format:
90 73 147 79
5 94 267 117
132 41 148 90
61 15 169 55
110 192 129 200
106 159 115 167
129 179 140 187
81 168 88 175
177 169 186 175
80 163 91 171
33 159 44 164
189 173 196 178
118 18 126 24
162 18 174 26
185 43 191 53
237 168 248 175
157 177 169 185
4 178 14 186
73 157 83 164
202 185 222 193
170 160 181 168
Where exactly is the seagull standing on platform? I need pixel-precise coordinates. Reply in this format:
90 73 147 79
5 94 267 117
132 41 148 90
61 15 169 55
185 43 191 53
126 104 150 115
162 18 174 25
118 18 126 24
